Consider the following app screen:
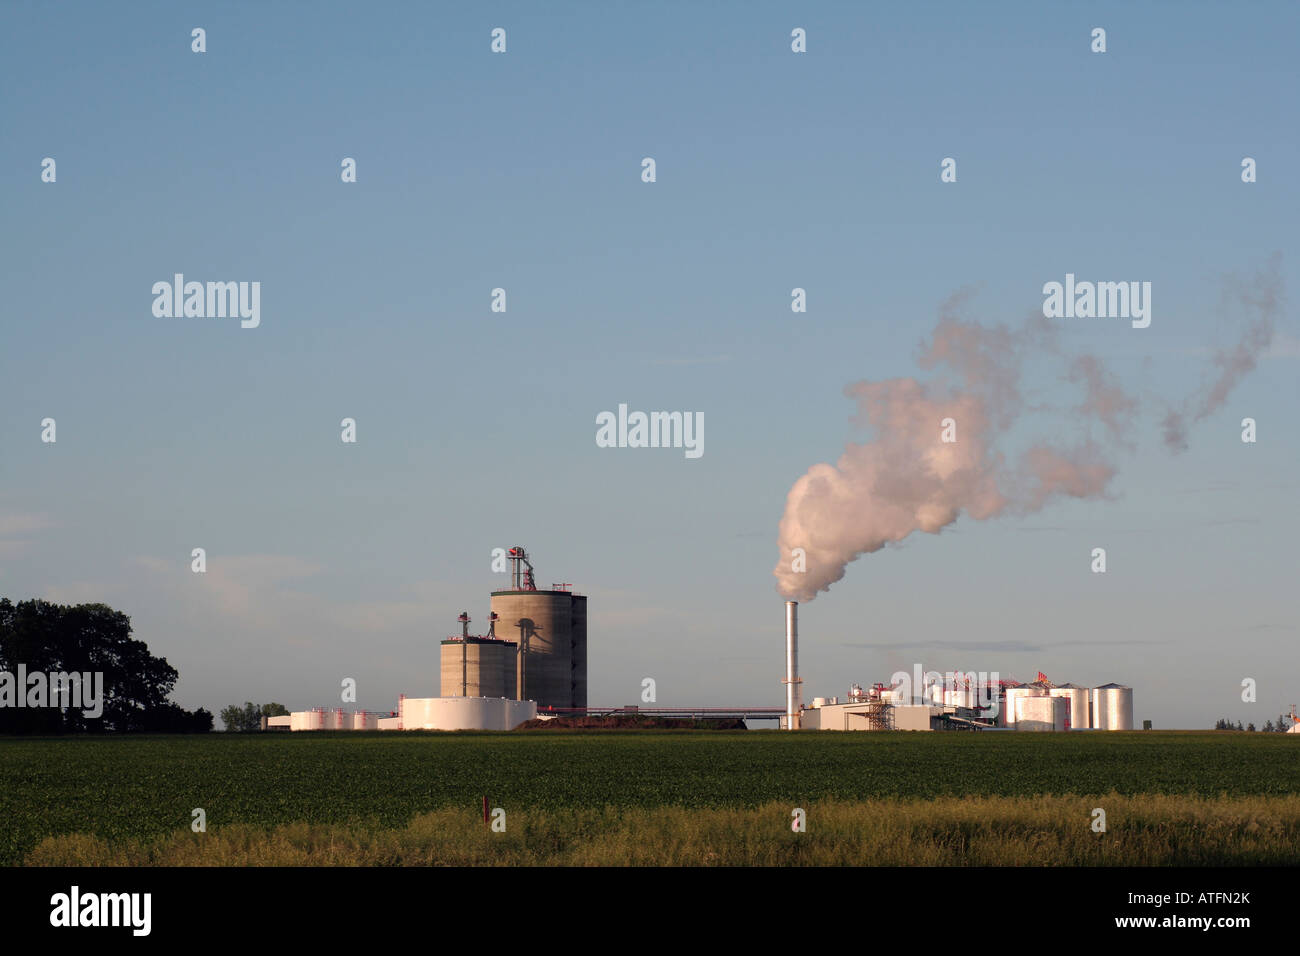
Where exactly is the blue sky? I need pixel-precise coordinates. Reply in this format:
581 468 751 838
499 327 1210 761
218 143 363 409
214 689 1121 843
2 1 1296 729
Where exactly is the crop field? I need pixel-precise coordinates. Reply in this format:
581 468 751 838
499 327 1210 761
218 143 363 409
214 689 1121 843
4 731 1298 866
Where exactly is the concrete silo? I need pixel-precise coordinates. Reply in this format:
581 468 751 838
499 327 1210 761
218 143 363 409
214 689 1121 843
490 548 587 710
440 638 518 698
440 611 518 698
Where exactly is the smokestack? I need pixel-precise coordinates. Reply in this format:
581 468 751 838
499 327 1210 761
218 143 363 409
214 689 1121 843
785 601 801 730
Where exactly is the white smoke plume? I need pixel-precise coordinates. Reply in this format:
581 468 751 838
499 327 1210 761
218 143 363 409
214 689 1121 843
776 260 1284 602
1162 254 1283 452
774 295 1125 602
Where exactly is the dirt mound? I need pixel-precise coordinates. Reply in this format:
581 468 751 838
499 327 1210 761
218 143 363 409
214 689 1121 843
519 714 746 731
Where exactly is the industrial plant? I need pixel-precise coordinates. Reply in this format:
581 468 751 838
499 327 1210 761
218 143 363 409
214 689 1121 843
270 547 585 732
267 568 1147 735
781 600 1136 732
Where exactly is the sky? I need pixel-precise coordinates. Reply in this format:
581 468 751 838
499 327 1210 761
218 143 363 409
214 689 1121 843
1 1 1296 730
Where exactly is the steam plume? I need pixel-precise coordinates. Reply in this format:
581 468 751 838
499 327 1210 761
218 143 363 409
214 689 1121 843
774 259 1282 602
1162 255 1283 452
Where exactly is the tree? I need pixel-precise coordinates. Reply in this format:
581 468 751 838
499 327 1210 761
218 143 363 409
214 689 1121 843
0 598 210 733
1247 722 1256 732
221 701 289 731
1264 720 1275 733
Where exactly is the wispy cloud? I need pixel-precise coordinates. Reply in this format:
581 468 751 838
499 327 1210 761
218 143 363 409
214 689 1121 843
0 512 54 560
845 638 1169 653
647 355 731 366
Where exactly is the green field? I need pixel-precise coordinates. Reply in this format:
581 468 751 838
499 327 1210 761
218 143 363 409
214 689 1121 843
4 731 1298 866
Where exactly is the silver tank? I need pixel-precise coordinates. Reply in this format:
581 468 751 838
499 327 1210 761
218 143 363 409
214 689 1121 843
1049 684 1091 730
1003 686 1043 727
1090 684 1133 730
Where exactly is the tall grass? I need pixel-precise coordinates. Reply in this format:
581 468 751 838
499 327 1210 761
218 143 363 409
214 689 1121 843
27 793 1300 866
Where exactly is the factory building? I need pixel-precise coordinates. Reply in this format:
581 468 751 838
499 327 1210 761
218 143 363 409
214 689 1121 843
278 545 578 732
799 674 1135 732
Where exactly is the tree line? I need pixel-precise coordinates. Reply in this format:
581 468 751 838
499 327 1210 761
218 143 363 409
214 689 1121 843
220 701 288 732
0 598 212 733
1214 716 1294 732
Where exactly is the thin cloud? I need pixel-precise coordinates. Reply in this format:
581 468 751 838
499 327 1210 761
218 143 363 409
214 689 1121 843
647 355 731 366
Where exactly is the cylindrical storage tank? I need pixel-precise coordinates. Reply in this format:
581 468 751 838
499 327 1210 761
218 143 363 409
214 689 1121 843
440 640 519 699
351 711 378 730
1091 684 1134 730
1003 686 1044 727
1015 695 1062 731
492 590 581 709
928 682 945 705
1049 685 1091 730
330 708 346 730
397 696 537 731
812 697 827 708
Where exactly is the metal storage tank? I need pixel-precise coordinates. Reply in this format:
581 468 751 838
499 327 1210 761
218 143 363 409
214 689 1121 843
1091 684 1134 730
1016 695 1066 732
1002 686 1043 727
351 712 378 730
491 588 586 709
290 708 327 731
1049 684 1091 730
398 696 536 731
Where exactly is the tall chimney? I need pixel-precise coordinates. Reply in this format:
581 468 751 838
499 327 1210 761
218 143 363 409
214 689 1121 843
785 601 801 730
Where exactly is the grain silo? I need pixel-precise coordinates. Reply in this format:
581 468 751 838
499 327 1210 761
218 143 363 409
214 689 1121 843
490 547 587 710
1090 684 1134 730
440 612 519 698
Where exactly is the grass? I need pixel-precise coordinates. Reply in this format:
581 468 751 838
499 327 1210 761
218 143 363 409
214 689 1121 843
4 730 1298 865
25 795 1300 866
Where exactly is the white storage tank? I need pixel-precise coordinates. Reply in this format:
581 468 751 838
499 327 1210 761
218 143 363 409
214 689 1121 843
351 711 378 730
1002 686 1044 728
1091 684 1134 730
399 696 537 731
1016 695 1066 732
1049 684 1091 730
812 697 828 709
290 709 327 731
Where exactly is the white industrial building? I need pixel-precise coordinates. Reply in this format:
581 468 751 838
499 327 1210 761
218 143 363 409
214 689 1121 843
797 679 1136 732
